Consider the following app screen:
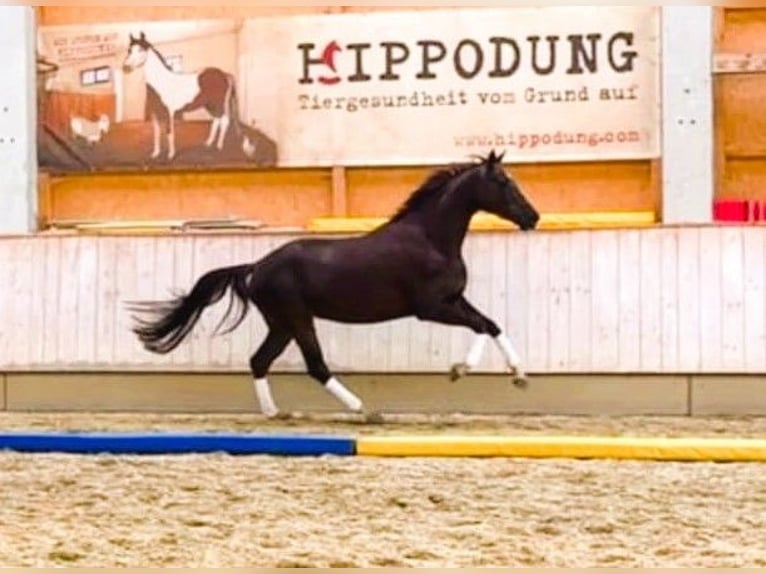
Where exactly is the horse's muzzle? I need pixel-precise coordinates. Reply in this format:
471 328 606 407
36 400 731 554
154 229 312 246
520 214 540 231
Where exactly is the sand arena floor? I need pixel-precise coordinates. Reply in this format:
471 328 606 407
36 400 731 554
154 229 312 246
0 412 765 567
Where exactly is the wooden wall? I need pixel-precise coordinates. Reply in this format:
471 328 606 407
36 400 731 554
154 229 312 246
36 6 658 228
714 7 766 202
0 228 763 374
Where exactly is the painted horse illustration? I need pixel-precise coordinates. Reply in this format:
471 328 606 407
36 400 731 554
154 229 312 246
128 151 540 420
122 31 249 161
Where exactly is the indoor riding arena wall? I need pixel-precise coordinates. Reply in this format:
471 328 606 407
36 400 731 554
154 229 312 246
35 5 657 228
0 6 763 415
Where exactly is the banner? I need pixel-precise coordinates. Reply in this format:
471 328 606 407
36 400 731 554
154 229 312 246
36 7 660 173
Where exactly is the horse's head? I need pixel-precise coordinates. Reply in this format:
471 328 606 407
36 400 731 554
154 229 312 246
474 150 539 231
123 32 150 73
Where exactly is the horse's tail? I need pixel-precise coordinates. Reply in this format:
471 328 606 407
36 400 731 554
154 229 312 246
127 264 253 355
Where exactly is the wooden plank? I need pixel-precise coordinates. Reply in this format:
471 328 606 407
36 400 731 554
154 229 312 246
38 6 339 25
487 234 510 372
717 8 766 54
56 238 82 365
567 231 592 372
41 238 61 366
127 238 159 365
547 232 571 371
713 7 726 50
617 230 641 371
526 233 550 372
347 162 656 219
28 240 48 366
75 239 99 364
331 166 347 218
49 169 333 229
713 75 728 198
720 227 746 370
720 158 766 202
699 228 724 372
37 172 53 230
8 240 33 367
743 228 766 371
660 229 679 371
590 231 620 371
717 75 766 161
639 230 663 371
714 53 766 75
94 237 119 366
506 232 529 371
462 234 494 370
677 228 702 372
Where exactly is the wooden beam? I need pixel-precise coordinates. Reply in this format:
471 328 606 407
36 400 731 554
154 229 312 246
331 166 348 217
714 53 766 75
37 171 52 230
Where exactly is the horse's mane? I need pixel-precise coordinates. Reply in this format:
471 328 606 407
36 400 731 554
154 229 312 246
131 32 175 73
147 44 174 72
389 159 482 223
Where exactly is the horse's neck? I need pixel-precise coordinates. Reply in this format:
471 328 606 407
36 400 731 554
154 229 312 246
422 180 476 257
145 49 172 83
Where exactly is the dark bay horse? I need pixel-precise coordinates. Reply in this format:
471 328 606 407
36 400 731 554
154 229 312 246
129 151 540 419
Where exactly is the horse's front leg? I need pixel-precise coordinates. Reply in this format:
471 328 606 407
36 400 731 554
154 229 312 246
167 114 177 160
416 295 527 387
454 297 527 386
150 114 161 159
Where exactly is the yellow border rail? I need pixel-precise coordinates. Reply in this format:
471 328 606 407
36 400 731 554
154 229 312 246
308 212 657 233
356 435 766 462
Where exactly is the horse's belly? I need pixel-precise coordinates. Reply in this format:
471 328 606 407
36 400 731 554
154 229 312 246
308 279 409 323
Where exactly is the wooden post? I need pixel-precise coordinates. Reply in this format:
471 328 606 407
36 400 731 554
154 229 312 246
331 165 348 217
660 6 715 224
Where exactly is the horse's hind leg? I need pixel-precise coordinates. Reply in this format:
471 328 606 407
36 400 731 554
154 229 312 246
150 113 161 159
205 117 221 148
216 114 231 150
292 319 366 415
249 328 292 418
167 115 177 160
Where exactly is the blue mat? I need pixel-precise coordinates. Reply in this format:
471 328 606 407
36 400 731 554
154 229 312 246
0 432 356 456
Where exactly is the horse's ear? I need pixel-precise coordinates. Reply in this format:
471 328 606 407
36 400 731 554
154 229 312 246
140 31 146 41
129 33 135 42
487 150 497 164
497 151 506 164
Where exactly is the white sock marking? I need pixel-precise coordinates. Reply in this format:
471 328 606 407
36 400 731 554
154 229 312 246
465 334 490 369
494 333 524 373
253 377 279 417
326 377 363 412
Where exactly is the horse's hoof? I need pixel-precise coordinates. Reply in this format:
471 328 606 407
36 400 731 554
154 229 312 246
267 412 293 421
364 411 385 425
512 376 529 389
449 363 469 382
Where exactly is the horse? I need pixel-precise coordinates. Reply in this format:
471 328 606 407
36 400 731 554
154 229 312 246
128 151 540 420
122 31 249 161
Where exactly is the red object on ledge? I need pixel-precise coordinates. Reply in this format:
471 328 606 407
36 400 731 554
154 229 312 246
713 200 750 223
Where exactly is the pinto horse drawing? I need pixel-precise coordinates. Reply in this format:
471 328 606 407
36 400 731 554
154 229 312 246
129 151 540 421
122 32 249 161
